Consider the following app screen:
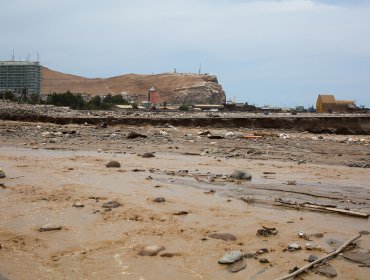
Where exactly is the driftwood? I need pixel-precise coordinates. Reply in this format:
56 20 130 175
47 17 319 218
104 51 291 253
274 233 362 280
274 198 369 218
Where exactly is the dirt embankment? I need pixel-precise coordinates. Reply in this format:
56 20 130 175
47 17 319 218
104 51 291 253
1 103 369 134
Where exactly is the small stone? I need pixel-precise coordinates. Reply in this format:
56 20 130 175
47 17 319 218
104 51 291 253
305 242 322 250
39 223 62 232
106 161 121 168
256 226 278 237
72 202 84 208
287 180 296 185
139 245 165 256
288 243 302 251
259 258 269 264
160 252 174 258
153 197 165 203
127 132 147 139
256 248 269 254
228 259 247 273
230 170 252 180
209 233 237 241
218 250 243 264
173 211 188 215
244 253 256 259
308 255 318 262
314 264 337 278
102 200 121 209
208 135 224 139
0 169 5 179
298 231 306 238
142 152 155 158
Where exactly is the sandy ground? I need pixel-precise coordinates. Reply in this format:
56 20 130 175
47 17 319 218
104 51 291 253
0 121 369 280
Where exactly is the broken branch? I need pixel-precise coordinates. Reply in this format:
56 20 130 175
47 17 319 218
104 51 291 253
274 198 369 218
274 233 362 280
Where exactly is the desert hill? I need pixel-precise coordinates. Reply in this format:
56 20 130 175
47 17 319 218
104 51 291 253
41 67 226 104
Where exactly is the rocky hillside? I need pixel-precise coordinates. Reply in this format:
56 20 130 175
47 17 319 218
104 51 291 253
41 67 226 104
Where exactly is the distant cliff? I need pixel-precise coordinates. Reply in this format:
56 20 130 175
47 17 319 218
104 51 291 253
41 67 226 104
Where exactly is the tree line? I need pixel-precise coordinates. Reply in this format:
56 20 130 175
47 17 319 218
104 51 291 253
1 91 132 110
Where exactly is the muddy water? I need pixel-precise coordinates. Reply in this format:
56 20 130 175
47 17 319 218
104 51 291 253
0 146 369 280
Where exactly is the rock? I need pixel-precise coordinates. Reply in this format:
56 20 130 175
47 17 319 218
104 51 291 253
198 130 211 135
127 132 147 139
288 243 302 252
314 264 337 278
209 232 237 241
99 122 107 128
256 248 269 254
173 211 188 216
287 180 297 185
139 245 165 256
208 134 224 139
256 226 278 237
259 258 270 263
298 231 306 238
153 197 165 203
225 131 235 137
142 152 155 158
244 253 256 259
72 202 84 208
230 170 252 180
346 161 370 168
218 250 243 264
228 259 247 273
102 200 121 209
342 250 370 266
160 252 174 258
312 232 324 238
0 169 5 178
106 160 121 168
305 242 322 250
308 255 318 262
39 223 62 232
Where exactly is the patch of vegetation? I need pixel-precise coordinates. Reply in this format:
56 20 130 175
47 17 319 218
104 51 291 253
45 92 130 110
179 104 190 111
0 91 17 101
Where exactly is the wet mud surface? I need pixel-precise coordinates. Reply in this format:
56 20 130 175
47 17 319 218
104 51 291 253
0 120 370 280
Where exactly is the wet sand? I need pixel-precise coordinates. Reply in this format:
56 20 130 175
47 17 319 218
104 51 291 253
0 121 369 279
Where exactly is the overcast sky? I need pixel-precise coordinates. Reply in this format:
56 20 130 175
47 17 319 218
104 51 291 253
1 0 370 107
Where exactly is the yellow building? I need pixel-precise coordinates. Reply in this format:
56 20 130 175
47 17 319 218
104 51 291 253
316 95 335 113
316 94 355 113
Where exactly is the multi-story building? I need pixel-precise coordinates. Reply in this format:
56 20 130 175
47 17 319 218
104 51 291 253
0 61 41 95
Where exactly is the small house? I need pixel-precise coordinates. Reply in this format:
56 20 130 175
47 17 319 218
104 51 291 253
316 95 335 113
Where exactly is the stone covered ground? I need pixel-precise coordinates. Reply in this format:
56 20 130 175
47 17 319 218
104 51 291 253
0 109 370 279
